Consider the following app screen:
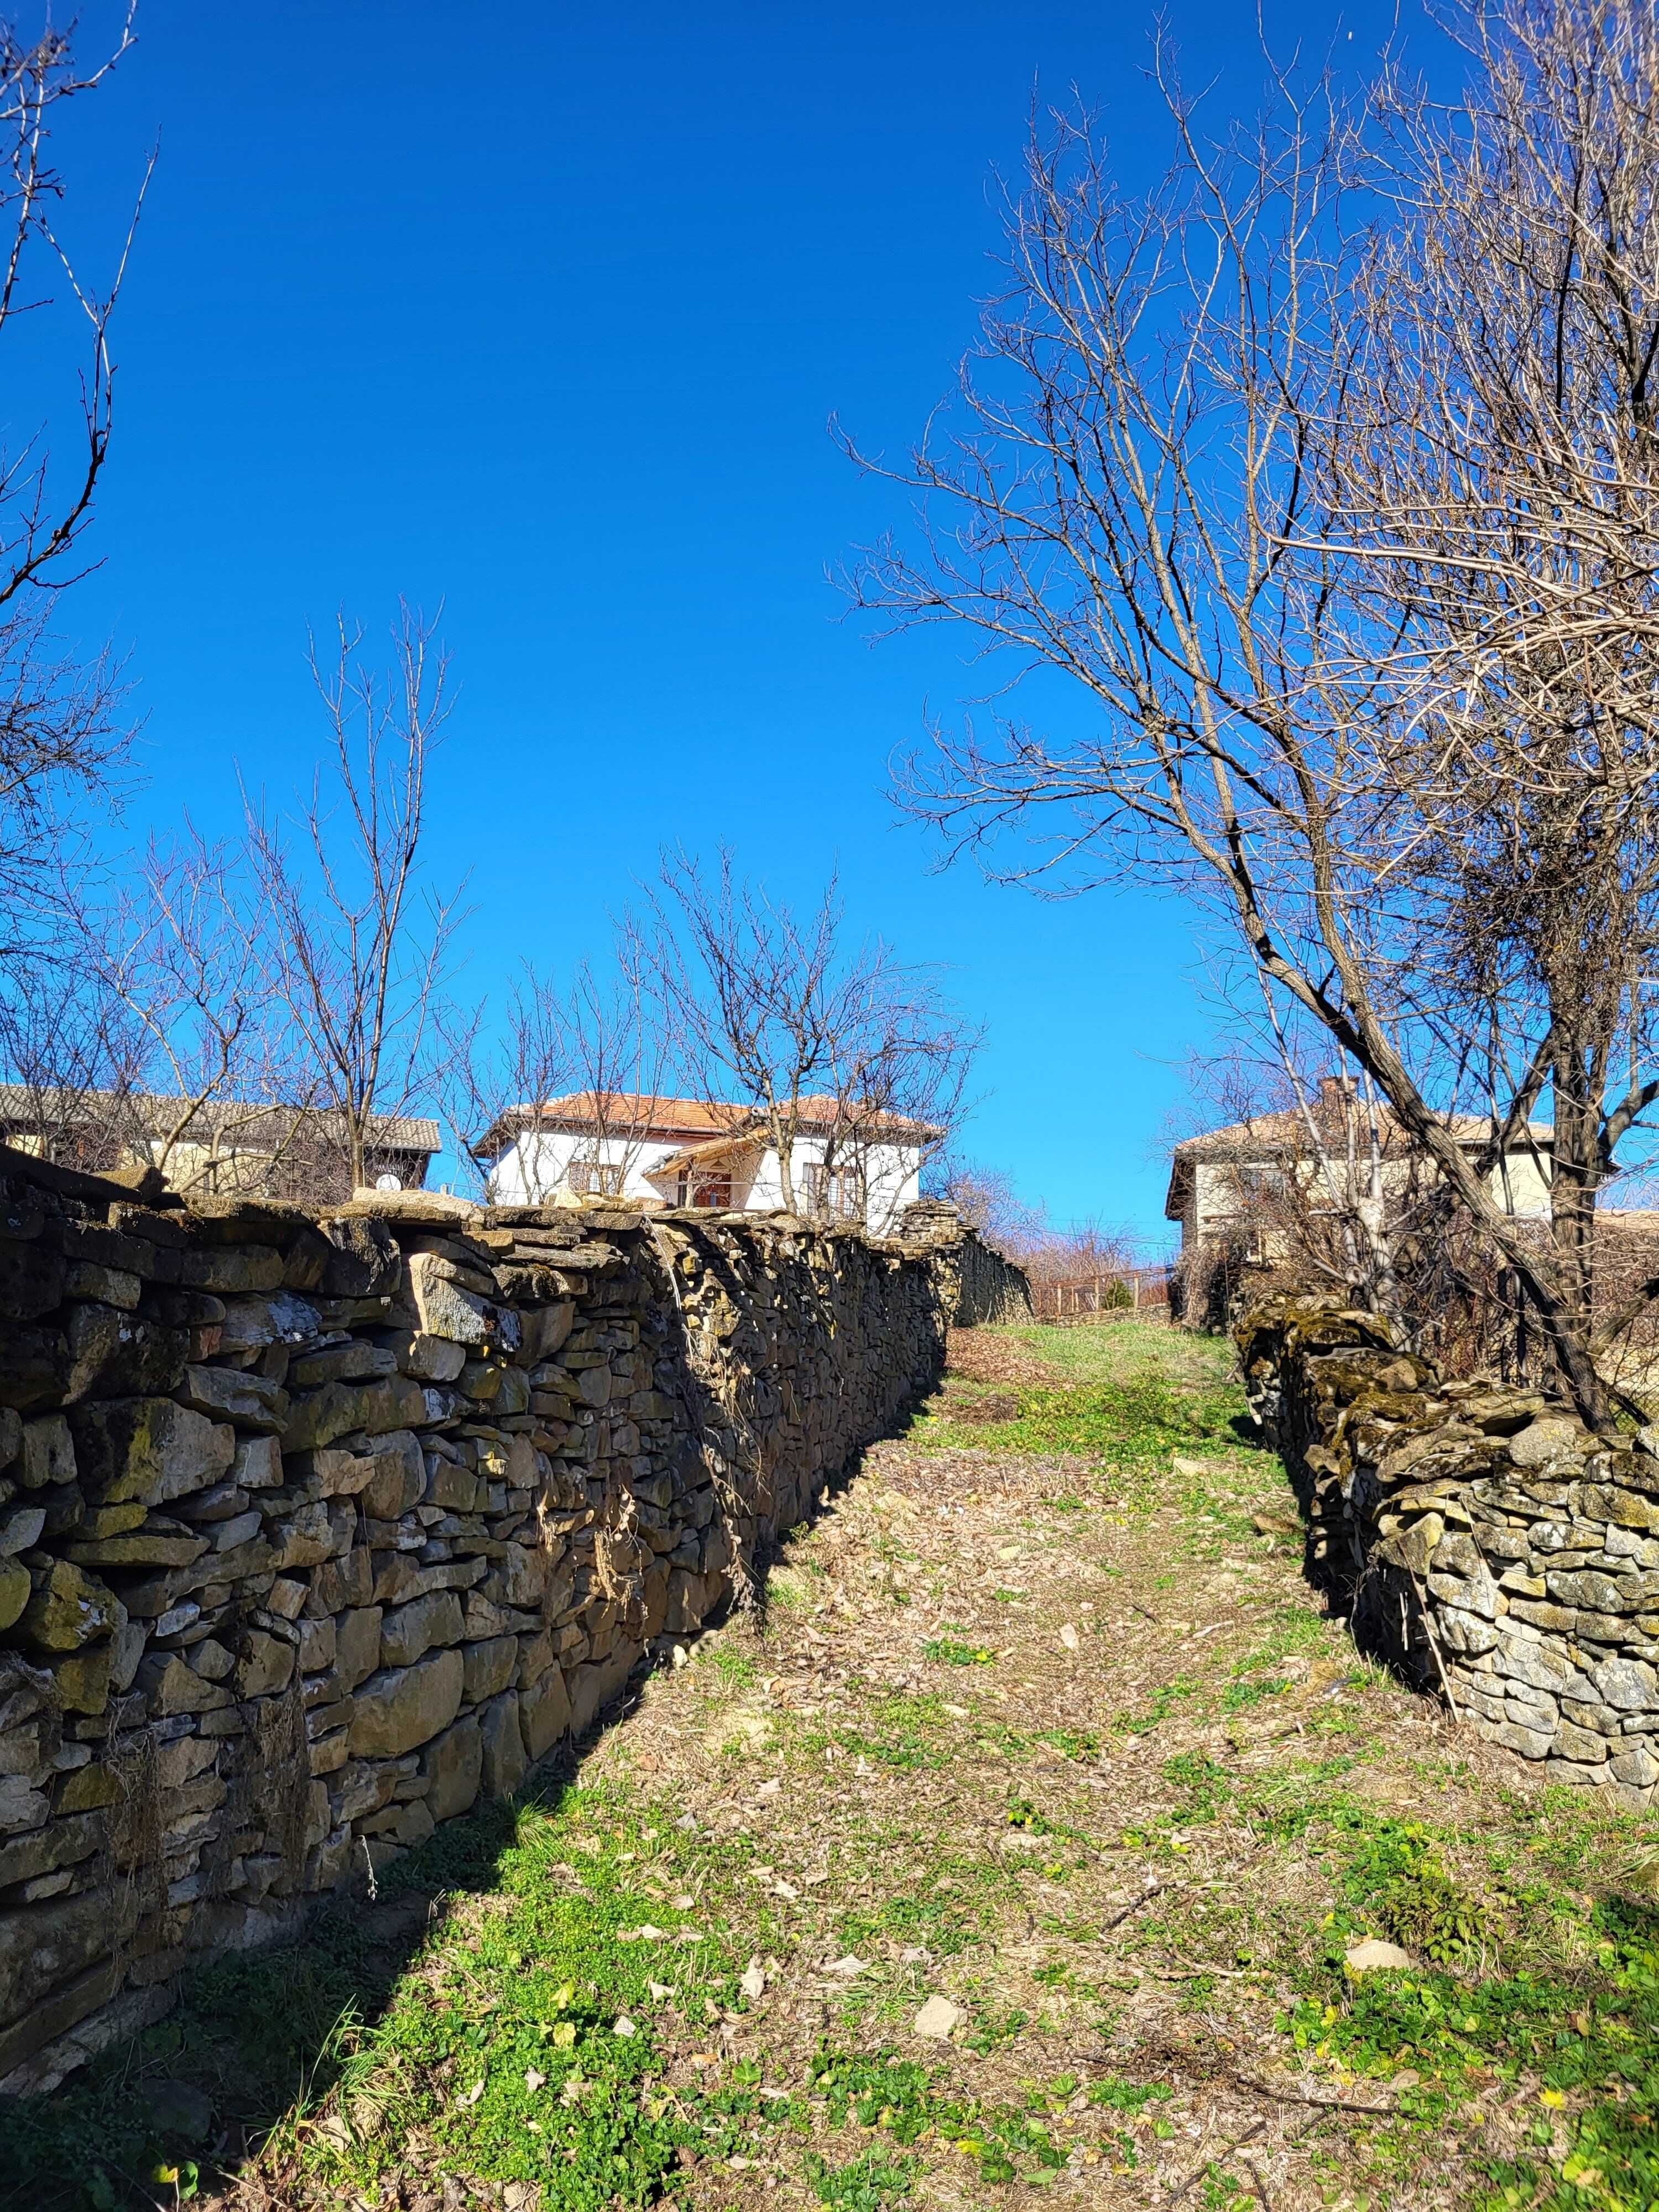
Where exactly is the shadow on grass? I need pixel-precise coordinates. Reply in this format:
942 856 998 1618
0 1765 582 2212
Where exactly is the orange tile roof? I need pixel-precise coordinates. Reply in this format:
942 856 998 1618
473 1091 937 1159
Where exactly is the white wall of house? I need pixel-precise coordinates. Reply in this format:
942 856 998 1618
1181 1145 1553 1254
485 1126 922 1233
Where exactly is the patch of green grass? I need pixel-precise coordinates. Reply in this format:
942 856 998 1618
1032 1725 1102 1761
922 1635 995 1666
1221 1673 1291 1712
292 1786 755 2209
804 2045 1071 2187
1088 2074 1173 2112
909 1323 1254 1475
1238 1785 1659 2211
821 1692 958 1772
709 1644 760 1687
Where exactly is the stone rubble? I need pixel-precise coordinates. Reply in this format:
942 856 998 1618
0 1155 1027 2095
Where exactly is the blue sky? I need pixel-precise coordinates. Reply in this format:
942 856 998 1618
42 0 1423 1248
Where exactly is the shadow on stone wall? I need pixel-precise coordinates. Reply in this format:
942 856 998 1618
0 1402 922 2209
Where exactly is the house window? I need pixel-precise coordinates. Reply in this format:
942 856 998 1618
678 1173 732 1208
1239 1164 1289 1196
567 1156 625 1197
805 1163 864 1220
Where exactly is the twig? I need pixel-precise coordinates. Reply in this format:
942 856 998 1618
1165 2120 1267 2205
1408 1571 1462 1724
1227 2070 1395 2116
1100 1879 1164 1931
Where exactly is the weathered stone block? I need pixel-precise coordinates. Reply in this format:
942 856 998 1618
479 1690 525 1797
425 1460 479 1512
1489 1718 1554 1760
1509 1417 1586 1469
179 1246 285 1296
1548 1569 1642 1613
49 1645 111 1715
348 1647 464 1759
497 1542 544 1608
284 1375 426 1454
0 1558 29 1631
68 1530 208 1569
68 1399 233 1509
0 1506 46 1556
566 1645 634 1737
462 1635 517 1704
520 1302 575 1362
1590 1655 1659 1712
0 1890 127 2031
217 1291 321 1354
380 1589 463 1671
237 1631 296 1698
175 1365 289 1432
519 1666 572 1760
421 1715 482 1822
386 1332 467 1383
65 1306 188 1401
0 1327 71 1412
135 1655 229 1715
15 1561 119 1652
232 1434 283 1490
18 1415 76 1490
0 1234 65 1322
408 1253 489 1346
335 1606 383 1693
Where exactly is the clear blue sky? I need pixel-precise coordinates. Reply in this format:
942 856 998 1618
44 0 1421 1249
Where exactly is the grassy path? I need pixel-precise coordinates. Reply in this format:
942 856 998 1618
13 1323 1659 2212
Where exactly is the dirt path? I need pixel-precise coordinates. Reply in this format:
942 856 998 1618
15 1323 1659 2212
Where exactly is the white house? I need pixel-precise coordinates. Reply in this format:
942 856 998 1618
474 1091 930 1234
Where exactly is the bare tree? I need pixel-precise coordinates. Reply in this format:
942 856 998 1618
458 940 672 1203
843 0 1659 1427
643 847 978 1221
0 13 147 941
0 941 143 1168
922 1153 1046 1250
243 606 461 1197
74 826 319 1194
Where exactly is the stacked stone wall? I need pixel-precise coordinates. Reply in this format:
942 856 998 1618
896 1199 1034 1325
0 1157 1022 2094
1237 1290 1659 1812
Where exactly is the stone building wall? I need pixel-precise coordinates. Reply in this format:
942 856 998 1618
0 1156 1025 2094
1237 1290 1659 1813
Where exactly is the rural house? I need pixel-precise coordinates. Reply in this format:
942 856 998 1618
0 1087 441 1197
1164 1078 1554 1264
476 1091 930 1232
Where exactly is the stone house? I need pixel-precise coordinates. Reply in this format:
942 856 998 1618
475 1091 929 1233
1164 1078 1554 1266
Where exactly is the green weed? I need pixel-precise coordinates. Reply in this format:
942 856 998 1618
922 1636 995 1667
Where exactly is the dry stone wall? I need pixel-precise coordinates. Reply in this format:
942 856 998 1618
0 1159 1024 2095
893 1200 1034 1326
1237 1290 1659 1812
